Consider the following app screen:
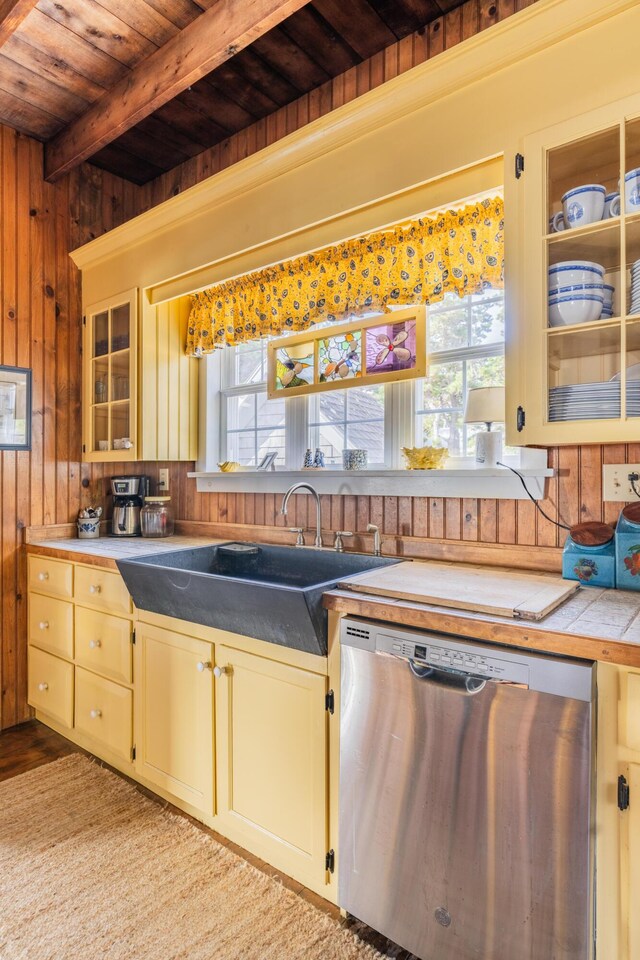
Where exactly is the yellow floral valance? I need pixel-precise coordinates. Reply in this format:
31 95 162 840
186 196 504 355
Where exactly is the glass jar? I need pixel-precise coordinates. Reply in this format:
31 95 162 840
140 496 174 538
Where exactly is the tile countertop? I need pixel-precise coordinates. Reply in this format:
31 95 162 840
25 535 640 666
25 535 223 570
324 583 640 668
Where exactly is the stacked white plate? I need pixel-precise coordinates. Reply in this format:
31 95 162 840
548 382 621 421
627 380 640 416
630 259 640 315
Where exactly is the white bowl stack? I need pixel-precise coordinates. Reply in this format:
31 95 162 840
630 259 640 315
548 261 605 327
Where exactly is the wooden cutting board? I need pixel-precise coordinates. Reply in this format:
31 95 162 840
339 560 579 620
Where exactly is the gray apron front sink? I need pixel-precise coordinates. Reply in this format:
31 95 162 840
117 541 399 655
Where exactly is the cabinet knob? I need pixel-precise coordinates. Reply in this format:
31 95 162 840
213 665 228 679
89 639 102 649
39 621 49 631
89 584 101 595
90 709 102 719
196 660 212 673
38 571 49 581
37 682 48 692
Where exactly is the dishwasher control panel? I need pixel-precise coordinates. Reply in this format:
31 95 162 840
376 632 531 685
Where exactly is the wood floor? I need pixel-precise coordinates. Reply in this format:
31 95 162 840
1 720 416 960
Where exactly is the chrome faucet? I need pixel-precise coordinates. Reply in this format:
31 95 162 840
281 483 323 548
367 523 382 556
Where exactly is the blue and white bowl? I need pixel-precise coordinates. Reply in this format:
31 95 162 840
548 282 605 298
625 168 640 214
548 293 604 327
562 184 606 229
548 261 605 287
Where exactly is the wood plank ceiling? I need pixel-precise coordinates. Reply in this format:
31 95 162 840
0 0 470 184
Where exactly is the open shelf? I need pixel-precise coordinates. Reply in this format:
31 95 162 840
547 219 620 270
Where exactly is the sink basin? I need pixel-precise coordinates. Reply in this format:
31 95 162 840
117 541 399 655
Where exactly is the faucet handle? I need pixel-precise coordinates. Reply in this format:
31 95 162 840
289 527 305 547
333 530 353 552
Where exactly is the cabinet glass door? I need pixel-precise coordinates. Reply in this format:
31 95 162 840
85 290 136 459
540 109 640 434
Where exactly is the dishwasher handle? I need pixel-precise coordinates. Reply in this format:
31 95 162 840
408 659 487 696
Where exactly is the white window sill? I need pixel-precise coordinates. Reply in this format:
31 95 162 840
189 450 552 500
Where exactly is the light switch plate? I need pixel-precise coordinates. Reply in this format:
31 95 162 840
158 468 169 492
602 463 640 501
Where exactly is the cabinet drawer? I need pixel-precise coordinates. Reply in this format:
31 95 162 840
29 593 73 659
28 647 73 728
75 608 133 685
28 556 73 599
75 667 133 762
74 565 132 616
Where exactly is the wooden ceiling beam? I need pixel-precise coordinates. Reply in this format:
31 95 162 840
0 0 38 46
44 0 312 182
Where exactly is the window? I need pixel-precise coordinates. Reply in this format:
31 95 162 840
216 286 507 470
415 289 505 457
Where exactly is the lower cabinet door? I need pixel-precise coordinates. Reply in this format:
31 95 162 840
75 667 133 763
28 646 74 729
135 623 214 815
628 763 640 960
215 644 328 891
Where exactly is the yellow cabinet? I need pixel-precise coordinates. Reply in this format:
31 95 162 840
82 290 197 462
28 593 73 660
135 623 214 814
75 667 133 762
28 556 73 599
28 647 74 729
510 90 640 445
627 763 640 960
215 644 328 891
75 607 133 685
74 564 132 617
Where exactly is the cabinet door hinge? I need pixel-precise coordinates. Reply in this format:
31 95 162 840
618 774 630 811
325 849 335 873
516 405 526 433
82 443 86 453
131 629 136 645
515 153 525 179
325 690 334 714
82 315 86 326
131 745 136 762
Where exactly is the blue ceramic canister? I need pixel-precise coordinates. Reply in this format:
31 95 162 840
562 521 615 588
615 503 640 590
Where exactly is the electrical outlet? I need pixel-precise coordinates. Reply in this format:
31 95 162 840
158 468 169 493
602 464 640 501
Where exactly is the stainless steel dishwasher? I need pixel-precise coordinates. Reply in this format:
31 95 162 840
339 617 596 960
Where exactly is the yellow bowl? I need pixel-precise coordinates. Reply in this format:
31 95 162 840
218 461 241 473
402 446 448 470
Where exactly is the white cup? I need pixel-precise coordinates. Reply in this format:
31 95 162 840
98 440 109 451
625 169 640 214
562 184 606 229
604 193 621 218
550 211 565 233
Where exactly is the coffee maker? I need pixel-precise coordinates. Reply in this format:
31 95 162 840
110 476 150 537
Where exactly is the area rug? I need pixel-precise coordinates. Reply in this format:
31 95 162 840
0 754 381 960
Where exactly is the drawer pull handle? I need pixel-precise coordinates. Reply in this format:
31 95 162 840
37 682 49 692
89 585 101 595
38 572 49 581
213 665 228 679
196 660 212 673
89 639 102 649
90 709 102 719
39 621 49 631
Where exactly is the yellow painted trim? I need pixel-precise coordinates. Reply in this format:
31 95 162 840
69 0 636 278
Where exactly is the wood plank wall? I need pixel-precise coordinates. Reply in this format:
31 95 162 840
4 0 630 731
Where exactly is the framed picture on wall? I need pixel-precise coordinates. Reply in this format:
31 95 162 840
266 305 427 399
0 366 32 450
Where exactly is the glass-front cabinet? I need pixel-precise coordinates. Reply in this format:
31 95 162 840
514 93 640 444
83 289 137 462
